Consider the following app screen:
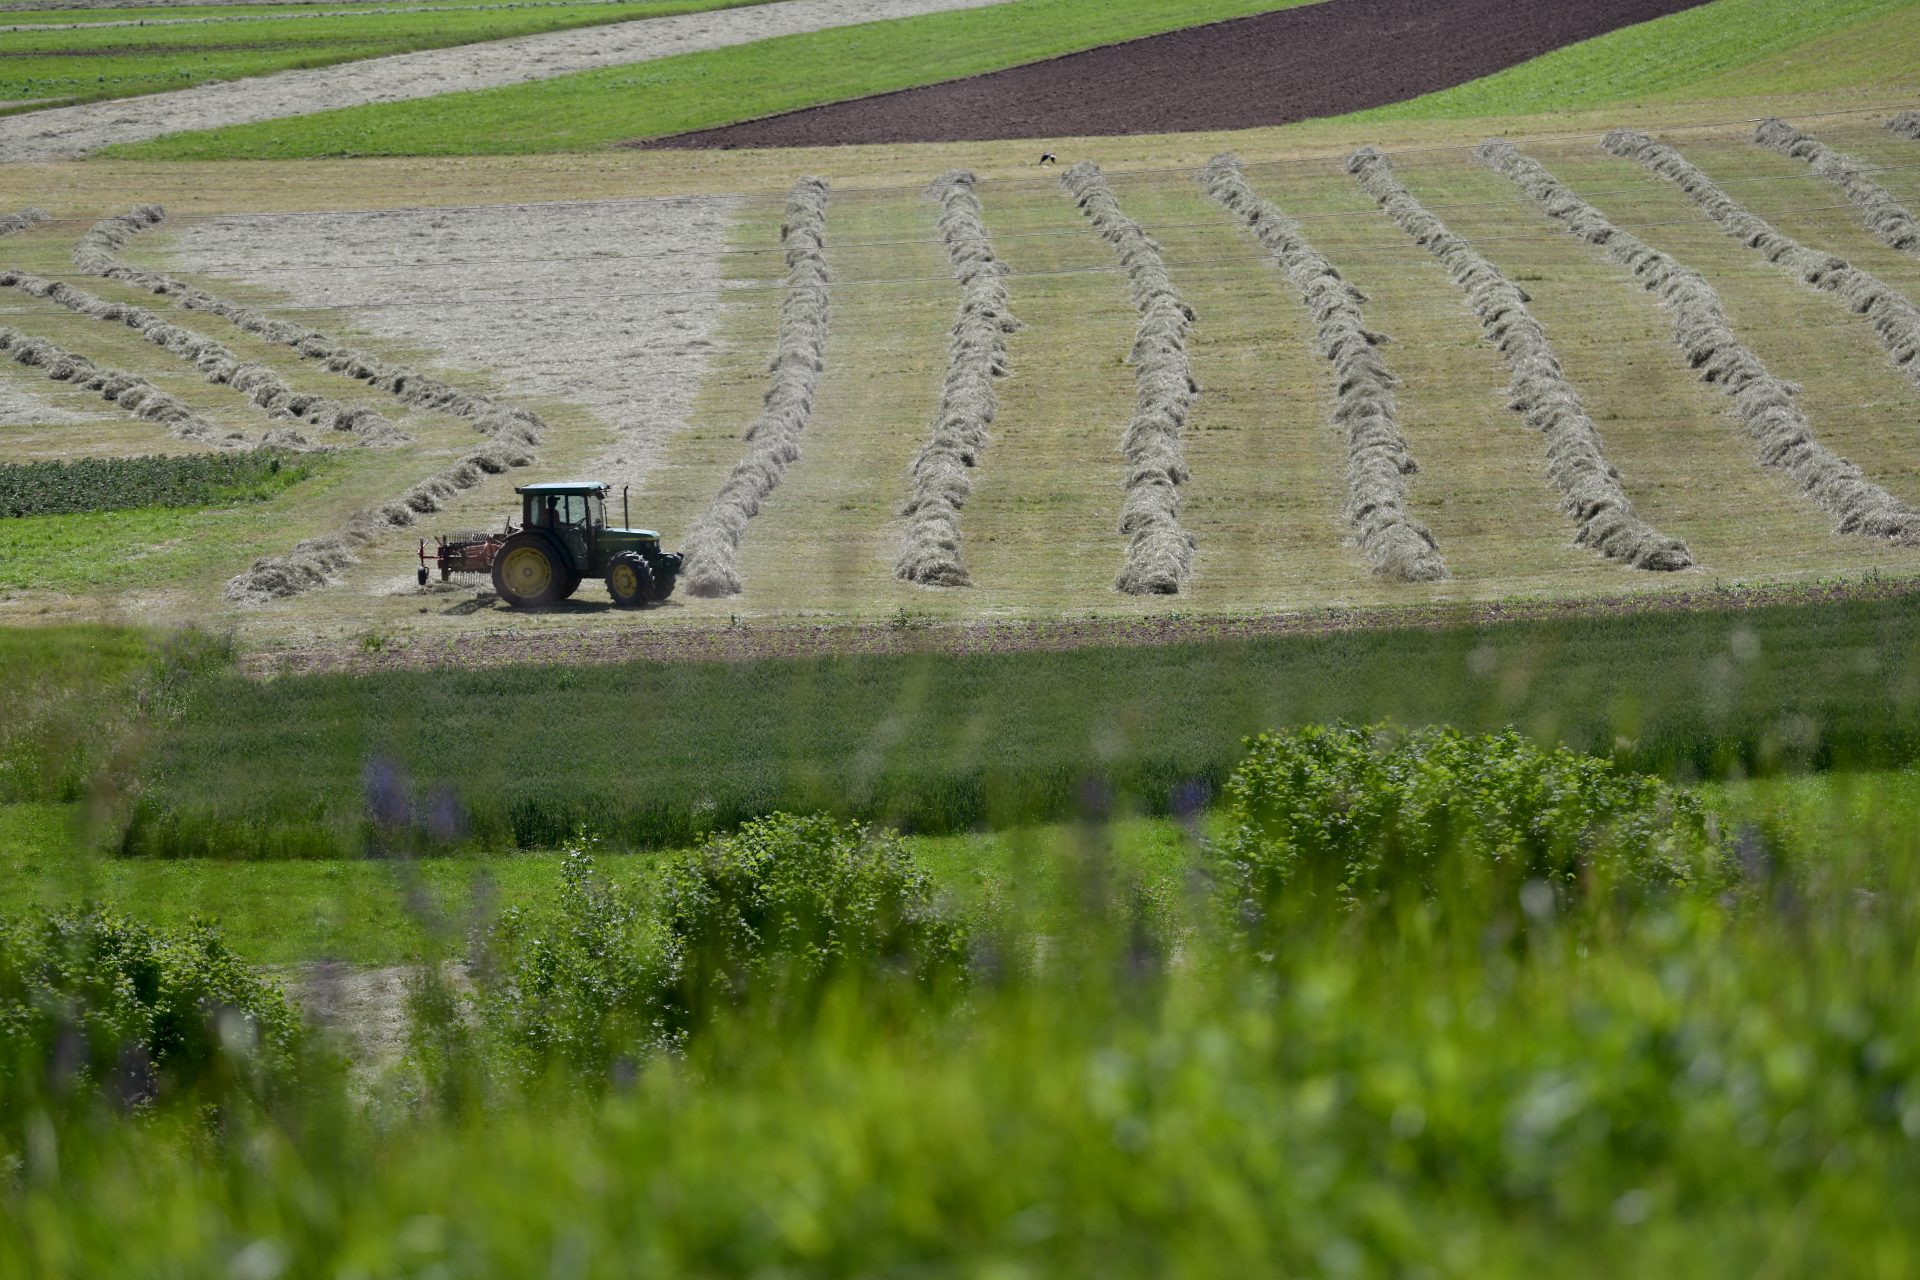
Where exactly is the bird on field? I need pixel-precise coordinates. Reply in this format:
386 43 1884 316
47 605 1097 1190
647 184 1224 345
1038 152 1058 166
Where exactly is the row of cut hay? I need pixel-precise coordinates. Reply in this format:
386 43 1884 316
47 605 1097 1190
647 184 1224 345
1891 112 1920 140
0 324 249 449
1061 161 1197 595
1347 148 1691 572
1200 153 1446 583
224 432 538 603
1480 139 1920 545
0 267 403 446
70 206 550 601
680 176 830 598
1753 118 1920 254
896 170 1022 588
0 208 47 238
73 206 544 454
1602 130 1920 388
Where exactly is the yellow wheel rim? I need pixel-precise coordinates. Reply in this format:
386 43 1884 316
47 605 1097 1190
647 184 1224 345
500 546 552 598
611 563 639 598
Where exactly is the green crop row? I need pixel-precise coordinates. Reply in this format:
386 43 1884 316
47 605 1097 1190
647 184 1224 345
0 450 311 518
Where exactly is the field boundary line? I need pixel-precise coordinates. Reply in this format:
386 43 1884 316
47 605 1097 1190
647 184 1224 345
238 572 1920 678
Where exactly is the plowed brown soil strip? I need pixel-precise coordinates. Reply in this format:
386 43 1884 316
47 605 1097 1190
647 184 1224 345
643 0 1713 149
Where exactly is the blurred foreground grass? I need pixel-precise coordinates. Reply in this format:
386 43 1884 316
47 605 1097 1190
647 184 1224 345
6 738 1920 1274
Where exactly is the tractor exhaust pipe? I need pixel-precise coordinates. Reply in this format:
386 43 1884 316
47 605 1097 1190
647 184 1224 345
623 484 631 530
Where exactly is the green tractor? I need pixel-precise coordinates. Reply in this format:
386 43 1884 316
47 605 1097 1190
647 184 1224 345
420 482 681 610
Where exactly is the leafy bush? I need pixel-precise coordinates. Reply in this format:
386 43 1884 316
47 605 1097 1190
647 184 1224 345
0 451 311 519
1215 723 1724 927
475 817 972 1083
655 813 973 1036
0 906 300 1120
474 836 668 1083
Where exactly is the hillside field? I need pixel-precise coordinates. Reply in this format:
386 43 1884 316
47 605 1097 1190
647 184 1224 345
7 1 1920 1273
7 99 1920 654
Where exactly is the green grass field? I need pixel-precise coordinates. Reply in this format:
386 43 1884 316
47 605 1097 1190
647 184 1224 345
102 588 1920 859
105 0 1920 160
1351 0 1920 122
0 0 773 111
9 7 1920 1273
102 0 1317 159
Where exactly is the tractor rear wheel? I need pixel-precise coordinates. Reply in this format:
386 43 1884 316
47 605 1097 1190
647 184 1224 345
606 552 655 609
491 533 568 610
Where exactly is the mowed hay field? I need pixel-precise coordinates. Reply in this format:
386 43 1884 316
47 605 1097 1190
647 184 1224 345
7 101 1920 642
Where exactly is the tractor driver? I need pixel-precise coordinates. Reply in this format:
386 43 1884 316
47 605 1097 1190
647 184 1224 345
540 496 560 529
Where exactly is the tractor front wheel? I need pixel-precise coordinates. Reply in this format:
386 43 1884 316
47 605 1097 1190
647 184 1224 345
491 533 568 610
606 552 655 609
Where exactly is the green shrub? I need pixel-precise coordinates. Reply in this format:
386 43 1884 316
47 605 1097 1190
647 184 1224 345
475 817 971 1083
1215 724 1724 928
0 906 300 1120
655 813 973 1037
474 836 669 1083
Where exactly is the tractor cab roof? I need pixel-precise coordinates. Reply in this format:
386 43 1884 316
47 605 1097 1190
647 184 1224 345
515 481 609 496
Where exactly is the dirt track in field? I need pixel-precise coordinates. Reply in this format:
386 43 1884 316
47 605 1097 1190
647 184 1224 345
0 0 1016 161
242 576 1920 677
647 0 1714 149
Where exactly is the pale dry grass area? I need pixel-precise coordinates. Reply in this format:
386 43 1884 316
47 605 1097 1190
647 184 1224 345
2 94 1919 645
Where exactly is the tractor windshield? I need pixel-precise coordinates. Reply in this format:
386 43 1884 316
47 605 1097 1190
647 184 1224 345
585 493 606 528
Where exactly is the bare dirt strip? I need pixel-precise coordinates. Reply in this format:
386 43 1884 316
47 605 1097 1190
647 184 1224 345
242 576 1920 677
647 0 1715 149
0 0 1017 161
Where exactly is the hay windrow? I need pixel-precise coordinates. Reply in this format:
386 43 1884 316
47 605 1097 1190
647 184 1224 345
1061 161 1197 595
1602 129 1920 389
74 205 544 454
1479 138 1920 546
679 176 830 598
69 205 552 602
223 432 538 604
0 263 403 446
1753 118 1920 255
1347 147 1690 572
1889 112 1920 141
0 208 48 238
0 323 249 449
896 170 1022 588
1201 153 1446 583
